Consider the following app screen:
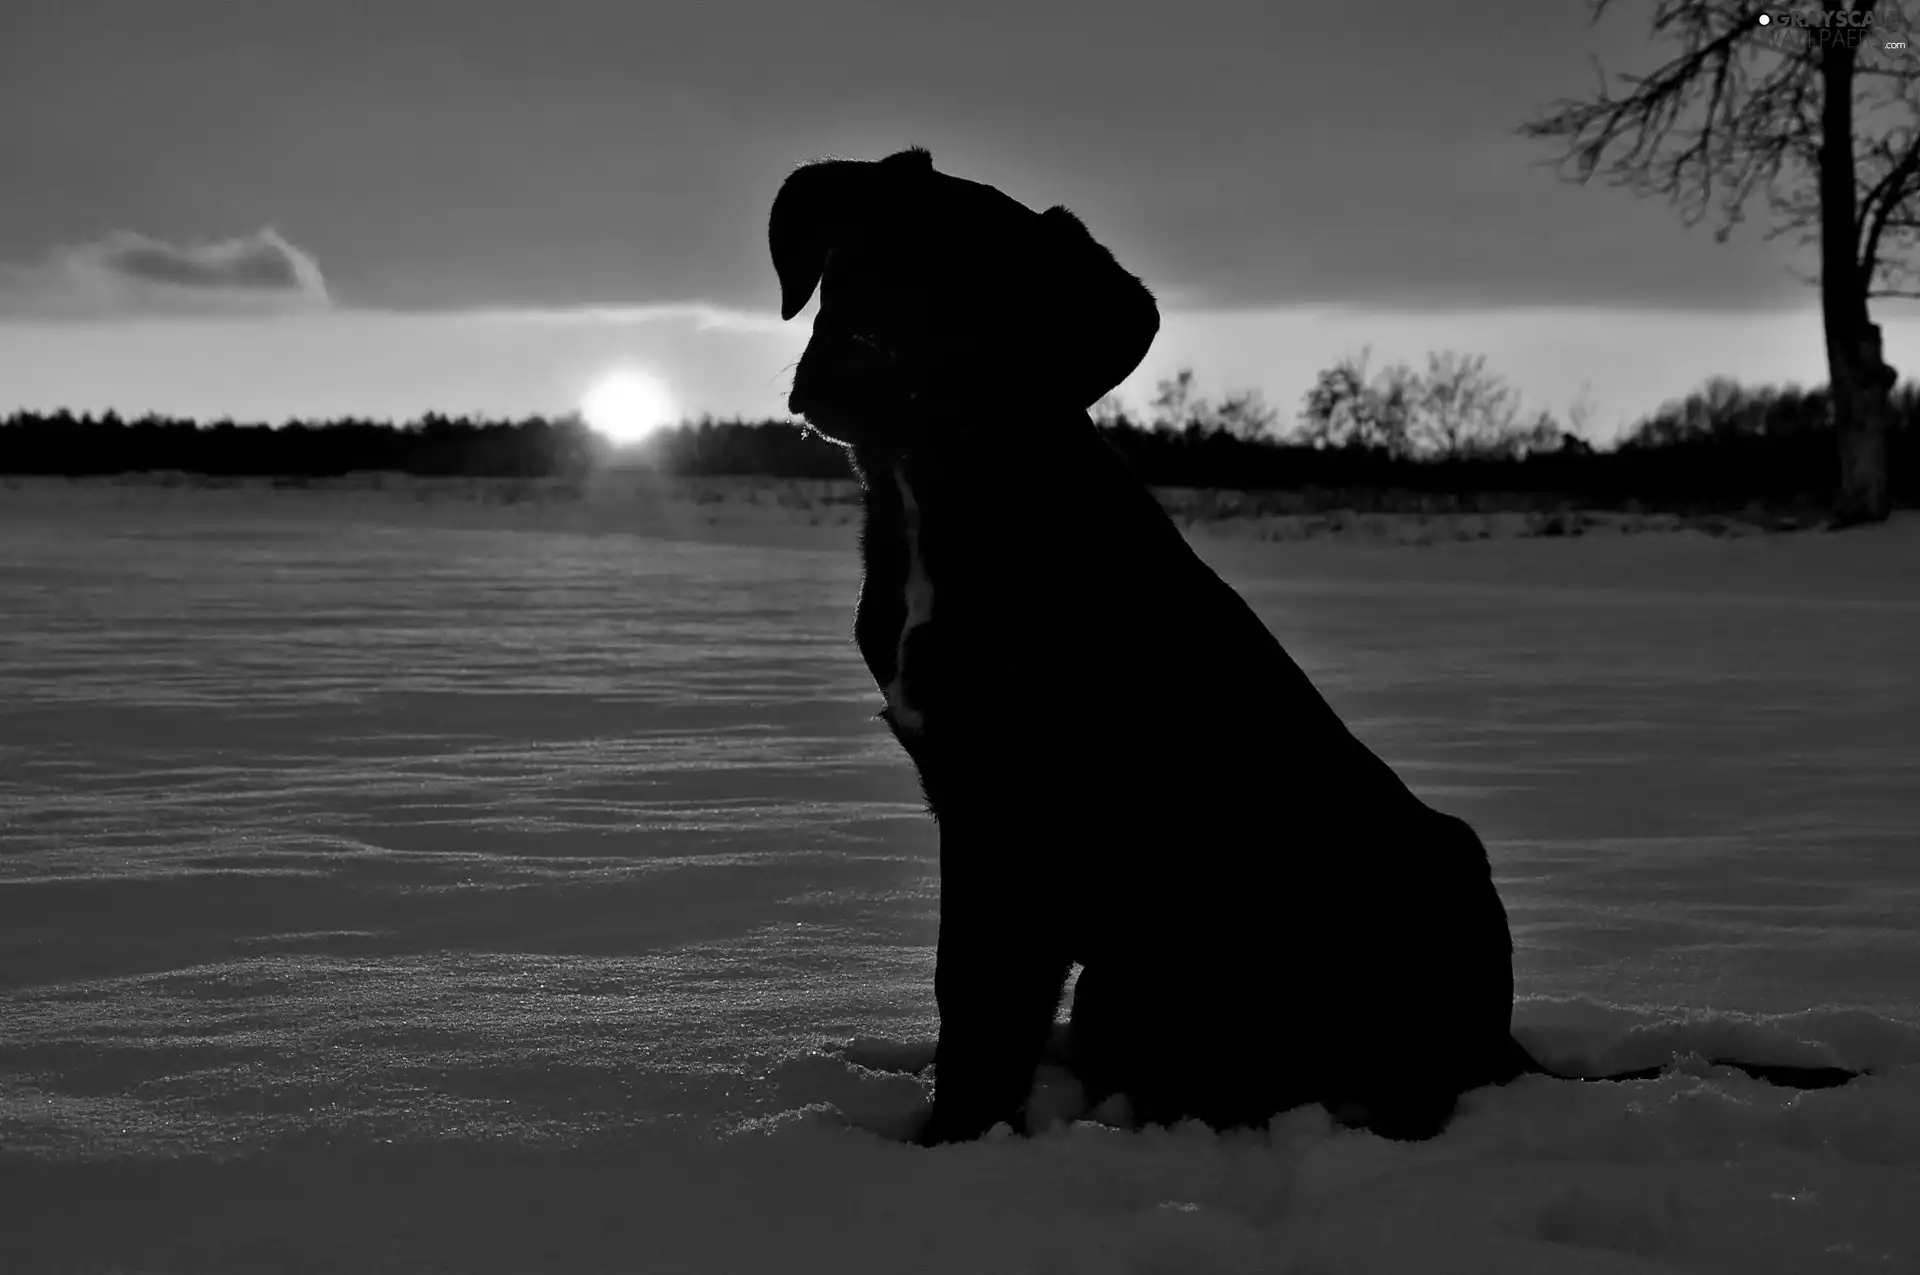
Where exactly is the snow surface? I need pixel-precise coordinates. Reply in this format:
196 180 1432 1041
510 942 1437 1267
2 475 1918 1274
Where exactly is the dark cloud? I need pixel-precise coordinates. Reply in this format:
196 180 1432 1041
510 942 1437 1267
0 228 328 316
97 228 325 295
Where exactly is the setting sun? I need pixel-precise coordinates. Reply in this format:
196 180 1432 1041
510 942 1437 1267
581 369 676 445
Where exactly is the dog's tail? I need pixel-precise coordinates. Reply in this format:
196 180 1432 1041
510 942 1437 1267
1500 1033 1862 1090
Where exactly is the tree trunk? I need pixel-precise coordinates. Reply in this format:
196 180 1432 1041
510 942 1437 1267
1819 4 1896 526
1828 321 1895 524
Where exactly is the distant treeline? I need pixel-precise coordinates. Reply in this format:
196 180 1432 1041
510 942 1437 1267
0 413 607 480
2 375 1915 510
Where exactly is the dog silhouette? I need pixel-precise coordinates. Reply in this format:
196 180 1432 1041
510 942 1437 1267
770 147 1859 1145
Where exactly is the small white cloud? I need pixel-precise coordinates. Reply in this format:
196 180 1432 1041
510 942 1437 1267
0 228 329 317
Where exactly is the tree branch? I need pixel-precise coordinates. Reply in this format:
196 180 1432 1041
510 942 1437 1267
1521 1 1818 232
1858 127 1920 281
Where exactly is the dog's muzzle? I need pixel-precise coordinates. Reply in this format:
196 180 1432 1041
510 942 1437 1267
789 339 983 449
788 332 915 418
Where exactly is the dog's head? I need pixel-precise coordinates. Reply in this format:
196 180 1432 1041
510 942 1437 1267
771 147 1159 447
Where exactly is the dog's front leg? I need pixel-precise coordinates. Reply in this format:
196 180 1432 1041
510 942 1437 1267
918 822 1070 1146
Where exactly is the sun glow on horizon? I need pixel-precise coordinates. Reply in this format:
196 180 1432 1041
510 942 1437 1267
581 368 676 445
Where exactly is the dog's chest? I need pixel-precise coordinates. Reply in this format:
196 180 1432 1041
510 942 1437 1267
854 452 1049 743
879 464 935 735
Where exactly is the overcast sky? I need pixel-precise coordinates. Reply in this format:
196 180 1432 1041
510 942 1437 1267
4 0 1917 434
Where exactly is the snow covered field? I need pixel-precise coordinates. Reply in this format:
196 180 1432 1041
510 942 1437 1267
2 474 1917 1274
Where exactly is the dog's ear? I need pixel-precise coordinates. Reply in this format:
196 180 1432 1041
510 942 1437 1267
769 160 861 321
1038 206 1160 407
769 148 936 321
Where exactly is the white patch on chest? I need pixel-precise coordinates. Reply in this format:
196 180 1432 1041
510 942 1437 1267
883 464 935 735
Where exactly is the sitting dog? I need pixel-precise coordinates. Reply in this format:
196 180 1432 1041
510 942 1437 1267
770 147 1859 1145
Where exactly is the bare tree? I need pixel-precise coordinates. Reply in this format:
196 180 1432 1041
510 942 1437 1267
1523 0 1919 525
1145 368 1280 436
1149 368 1208 431
1213 388 1281 439
1409 351 1521 456
1566 381 1604 440
1297 349 1418 454
1298 349 1548 458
